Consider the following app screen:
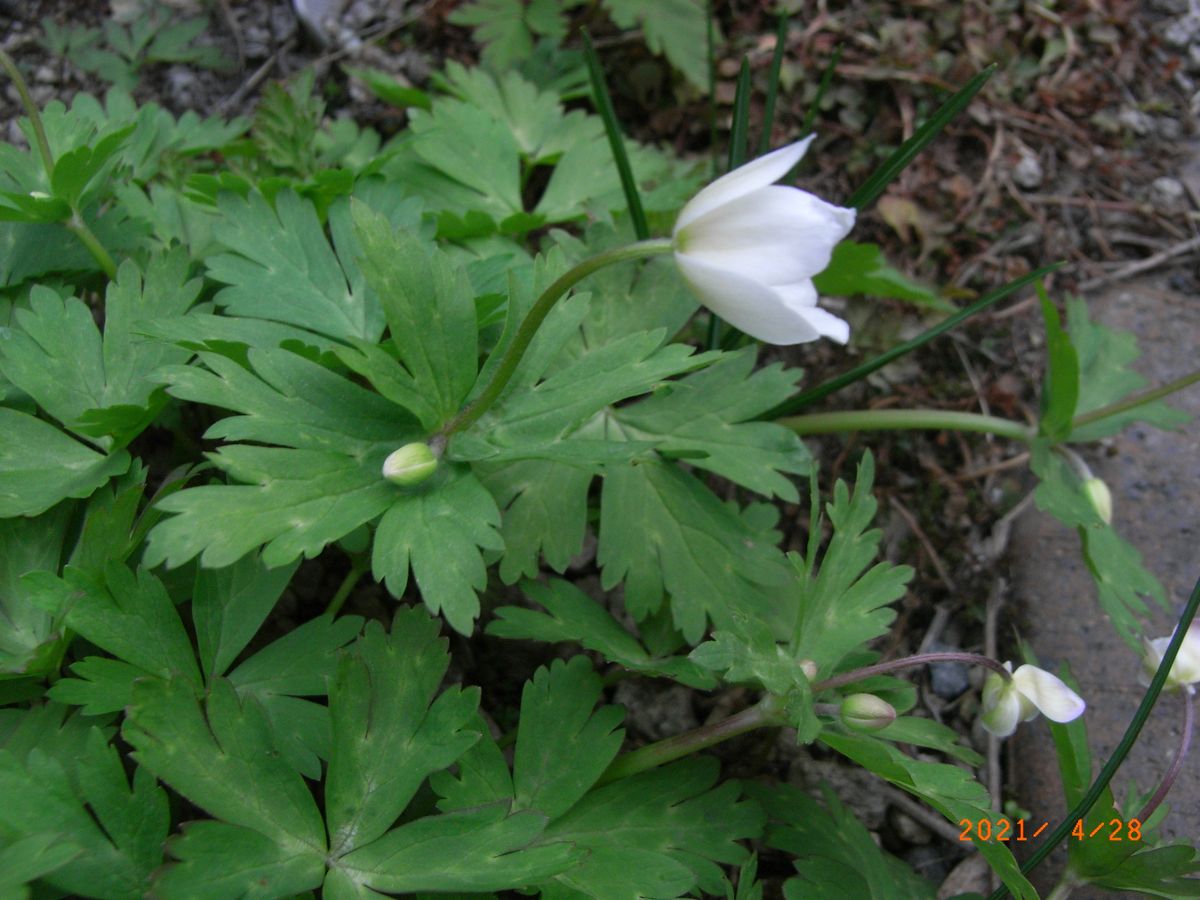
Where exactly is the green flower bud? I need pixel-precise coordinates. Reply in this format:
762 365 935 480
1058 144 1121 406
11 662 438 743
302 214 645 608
1082 477 1112 524
839 693 896 732
382 442 438 486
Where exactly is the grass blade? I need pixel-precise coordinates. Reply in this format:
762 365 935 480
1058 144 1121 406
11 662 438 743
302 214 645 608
728 56 752 170
799 43 842 140
764 262 1061 418
847 63 996 211
582 28 648 240
758 14 790 155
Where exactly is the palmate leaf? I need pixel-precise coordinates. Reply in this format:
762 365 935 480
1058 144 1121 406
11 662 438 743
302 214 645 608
488 578 716 688
205 190 425 343
821 729 1038 900
746 782 935 900
0 728 168 900
432 655 760 900
603 0 710 88
372 468 504 635
326 610 482 855
0 249 198 443
126 609 579 900
598 459 792 643
1030 441 1165 649
0 504 73 678
1064 296 1189 441
37 554 356 778
0 408 130 518
609 348 811 501
790 453 913 671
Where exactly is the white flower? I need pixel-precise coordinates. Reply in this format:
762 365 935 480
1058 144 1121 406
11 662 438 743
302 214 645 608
1142 623 1200 691
980 662 1086 738
672 137 857 345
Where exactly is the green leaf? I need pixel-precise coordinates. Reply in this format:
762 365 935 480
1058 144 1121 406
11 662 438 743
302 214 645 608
1065 296 1189 441
336 805 580 894
513 657 624 819
821 729 1037 900
353 203 479 425
371 468 504 635
1039 293 1079 440
1030 441 1165 649
604 0 710 88
0 408 130 517
488 578 717 688
448 0 538 71
746 782 935 900
192 553 300 682
147 346 414 569
599 460 791 642
124 677 328 888
481 459 592 582
791 454 914 672
0 832 82 897
0 504 72 677
812 241 951 311
344 66 432 110
206 191 385 342
540 758 763 897
35 563 201 695
326 610 482 855
610 349 810 500
0 728 168 900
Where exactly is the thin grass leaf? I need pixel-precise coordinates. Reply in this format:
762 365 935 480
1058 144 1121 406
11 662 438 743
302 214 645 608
706 0 717 179
727 56 752 171
847 63 996 211
581 28 648 241
799 43 842 140
765 262 1061 418
758 15 790 156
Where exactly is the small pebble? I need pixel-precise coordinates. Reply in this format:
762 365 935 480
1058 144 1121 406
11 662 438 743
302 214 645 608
1151 175 1186 207
928 642 970 700
1012 151 1043 190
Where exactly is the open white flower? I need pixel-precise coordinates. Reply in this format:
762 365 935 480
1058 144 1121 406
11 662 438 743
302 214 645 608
980 662 1086 738
672 136 857 345
1142 623 1200 692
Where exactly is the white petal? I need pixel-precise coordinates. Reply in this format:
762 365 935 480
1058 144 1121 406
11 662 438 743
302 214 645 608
794 305 850 344
1012 665 1086 723
774 281 819 308
678 186 857 284
675 254 820 344
674 137 814 232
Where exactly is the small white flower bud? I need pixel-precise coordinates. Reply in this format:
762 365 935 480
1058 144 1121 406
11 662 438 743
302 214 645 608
797 659 818 681
382 442 438 486
840 693 896 732
1082 477 1113 524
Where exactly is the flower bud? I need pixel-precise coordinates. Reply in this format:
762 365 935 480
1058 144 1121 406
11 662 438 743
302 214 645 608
798 659 818 681
1141 623 1200 690
382 442 438 486
839 693 896 732
1082 477 1113 524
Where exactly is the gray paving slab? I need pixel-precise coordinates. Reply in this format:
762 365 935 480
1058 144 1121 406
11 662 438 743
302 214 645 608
1010 280 1200 895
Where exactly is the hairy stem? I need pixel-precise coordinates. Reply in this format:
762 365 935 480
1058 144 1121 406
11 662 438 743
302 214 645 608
813 651 1013 692
781 408 1034 441
597 694 786 785
1137 688 1195 823
439 238 675 438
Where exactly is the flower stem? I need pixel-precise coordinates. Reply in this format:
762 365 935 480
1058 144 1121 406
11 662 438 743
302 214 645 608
1136 687 1195 823
813 651 1013 692
439 238 674 438
596 693 786 786
0 48 55 176
780 408 1034 441
65 213 118 280
325 555 370 617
